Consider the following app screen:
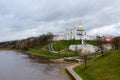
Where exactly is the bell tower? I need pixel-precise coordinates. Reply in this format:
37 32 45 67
77 22 85 44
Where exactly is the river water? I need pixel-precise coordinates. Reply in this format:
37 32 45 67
0 50 68 80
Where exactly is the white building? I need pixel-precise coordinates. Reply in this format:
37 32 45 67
69 44 98 53
65 22 86 40
53 22 96 41
53 35 65 41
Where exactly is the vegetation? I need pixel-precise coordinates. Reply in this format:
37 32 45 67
74 50 120 80
27 48 60 57
27 40 98 58
52 40 97 51
86 40 98 46
79 50 92 71
27 40 99 58
0 33 53 50
112 37 120 50
53 40 81 51
27 47 78 58
0 34 104 59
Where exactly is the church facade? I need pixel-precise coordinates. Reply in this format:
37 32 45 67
53 22 96 41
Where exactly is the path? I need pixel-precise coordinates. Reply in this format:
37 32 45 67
48 44 58 53
48 44 54 51
66 63 83 80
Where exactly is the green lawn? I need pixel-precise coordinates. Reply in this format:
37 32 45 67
52 40 97 51
53 40 81 51
27 48 60 57
27 40 97 58
73 50 120 80
27 47 78 58
86 40 97 46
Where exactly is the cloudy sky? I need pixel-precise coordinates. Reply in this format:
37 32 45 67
0 0 120 42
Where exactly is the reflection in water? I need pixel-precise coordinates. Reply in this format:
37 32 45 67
0 50 68 80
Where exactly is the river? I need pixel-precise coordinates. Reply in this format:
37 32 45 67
0 50 68 80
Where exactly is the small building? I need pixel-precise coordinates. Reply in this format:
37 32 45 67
102 43 112 50
96 35 113 41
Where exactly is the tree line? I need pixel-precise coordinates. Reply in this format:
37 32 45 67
0 33 53 50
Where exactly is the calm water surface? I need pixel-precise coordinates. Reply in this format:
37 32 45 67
0 50 68 80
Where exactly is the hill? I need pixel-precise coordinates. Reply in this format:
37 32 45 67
27 43 78 58
53 40 80 51
0 35 98 58
53 40 97 51
27 40 98 58
74 50 120 80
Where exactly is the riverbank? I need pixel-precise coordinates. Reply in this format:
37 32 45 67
0 40 98 63
25 42 79 63
0 48 79 64
26 51 80 63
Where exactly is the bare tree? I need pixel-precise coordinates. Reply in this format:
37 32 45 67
112 37 120 50
99 45 104 56
79 49 90 71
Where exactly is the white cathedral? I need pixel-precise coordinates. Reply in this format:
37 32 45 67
53 22 96 41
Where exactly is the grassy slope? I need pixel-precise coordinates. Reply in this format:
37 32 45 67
86 40 97 46
27 43 78 58
53 40 80 51
27 43 58 57
53 40 97 51
27 40 97 57
74 50 120 80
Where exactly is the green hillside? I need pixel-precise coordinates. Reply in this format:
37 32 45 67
53 40 80 51
27 43 78 58
52 40 97 51
74 50 120 80
27 40 97 58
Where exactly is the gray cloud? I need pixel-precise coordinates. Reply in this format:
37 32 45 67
0 0 120 42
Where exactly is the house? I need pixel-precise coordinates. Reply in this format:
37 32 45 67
96 35 113 41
